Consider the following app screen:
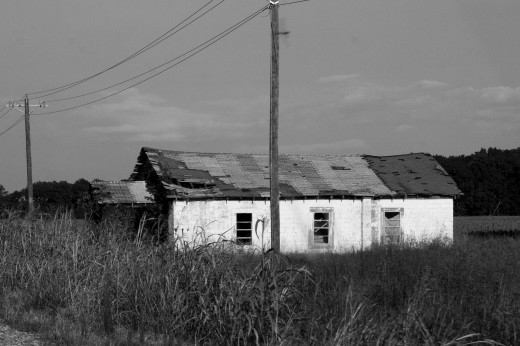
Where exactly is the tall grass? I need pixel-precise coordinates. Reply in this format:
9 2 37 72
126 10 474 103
454 216 520 239
1 211 519 345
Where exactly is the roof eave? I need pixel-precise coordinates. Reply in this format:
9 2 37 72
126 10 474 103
166 193 457 201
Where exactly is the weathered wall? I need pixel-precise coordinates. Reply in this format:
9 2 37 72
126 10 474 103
169 197 453 252
170 200 271 249
376 198 454 241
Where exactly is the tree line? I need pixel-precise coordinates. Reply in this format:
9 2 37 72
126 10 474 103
435 147 520 216
1 147 519 216
0 179 90 217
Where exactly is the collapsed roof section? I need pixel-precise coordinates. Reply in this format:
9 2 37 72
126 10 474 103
129 147 460 200
91 181 154 205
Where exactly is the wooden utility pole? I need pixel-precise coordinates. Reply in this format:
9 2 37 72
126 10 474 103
270 0 280 252
7 95 47 217
24 95 34 217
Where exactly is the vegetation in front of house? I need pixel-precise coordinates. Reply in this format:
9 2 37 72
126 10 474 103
1 212 519 345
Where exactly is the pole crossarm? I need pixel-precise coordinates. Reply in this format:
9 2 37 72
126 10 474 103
7 99 48 110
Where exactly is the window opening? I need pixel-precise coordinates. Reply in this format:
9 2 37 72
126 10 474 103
313 212 330 244
383 211 401 244
236 213 252 245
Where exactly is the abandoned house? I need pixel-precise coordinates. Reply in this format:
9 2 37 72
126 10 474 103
106 147 462 252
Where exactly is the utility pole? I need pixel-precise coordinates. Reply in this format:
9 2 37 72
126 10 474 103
7 95 47 217
270 0 281 252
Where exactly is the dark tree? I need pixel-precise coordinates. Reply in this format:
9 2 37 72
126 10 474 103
0 179 91 217
436 147 520 216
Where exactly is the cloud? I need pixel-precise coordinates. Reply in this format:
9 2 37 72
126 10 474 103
480 86 520 104
396 124 414 132
281 139 368 154
318 74 359 84
64 81 520 160
343 86 379 104
85 124 140 134
393 95 434 108
332 79 520 121
286 77 520 154
80 88 265 144
415 80 449 89
342 80 449 108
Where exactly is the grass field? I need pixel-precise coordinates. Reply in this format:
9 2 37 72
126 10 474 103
454 216 520 239
1 212 519 345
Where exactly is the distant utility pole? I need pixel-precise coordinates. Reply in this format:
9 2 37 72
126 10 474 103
6 95 47 217
270 0 281 252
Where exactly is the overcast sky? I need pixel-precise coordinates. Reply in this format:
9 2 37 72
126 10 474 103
1 0 519 192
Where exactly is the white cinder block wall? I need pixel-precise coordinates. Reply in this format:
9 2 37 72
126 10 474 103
169 197 454 252
376 198 454 241
170 200 270 248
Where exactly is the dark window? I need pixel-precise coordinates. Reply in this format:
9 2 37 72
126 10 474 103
383 211 401 244
313 212 330 244
236 213 252 245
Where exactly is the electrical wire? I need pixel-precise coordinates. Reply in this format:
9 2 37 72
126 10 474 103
0 107 13 121
0 115 24 137
34 5 270 116
36 7 266 115
29 0 220 97
0 95 26 120
47 4 263 104
280 0 310 6
28 0 223 98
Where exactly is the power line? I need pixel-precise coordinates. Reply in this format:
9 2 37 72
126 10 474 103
47 5 264 104
0 96 26 120
29 0 221 98
34 5 270 117
0 107 11 120
37 8 266 115
280 0 310 6
0 115 24 137
28 0 224 98
0 95 40 137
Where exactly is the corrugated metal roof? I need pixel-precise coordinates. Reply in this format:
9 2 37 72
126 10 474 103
129 147 460 199
364 153 461 196
91 181 154 204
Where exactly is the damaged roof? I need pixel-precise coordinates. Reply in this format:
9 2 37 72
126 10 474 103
91 181 154 205
364 154 461 196
129 147 460 199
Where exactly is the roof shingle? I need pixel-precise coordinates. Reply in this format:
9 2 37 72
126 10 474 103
129 147 460 199
364 153 461 196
